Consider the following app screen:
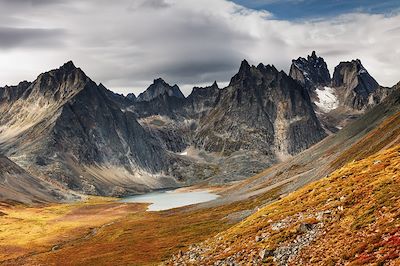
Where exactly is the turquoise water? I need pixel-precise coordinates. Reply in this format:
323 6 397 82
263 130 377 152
121 189 219 211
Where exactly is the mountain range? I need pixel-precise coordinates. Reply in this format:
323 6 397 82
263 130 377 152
0 52 393 202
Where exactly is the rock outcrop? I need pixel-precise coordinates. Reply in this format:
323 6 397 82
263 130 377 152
185 81 221 118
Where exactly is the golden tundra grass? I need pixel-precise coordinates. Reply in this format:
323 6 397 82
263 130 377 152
177 145 399 265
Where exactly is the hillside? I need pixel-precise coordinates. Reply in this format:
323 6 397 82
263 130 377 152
170 143 400 265
0 155 75 204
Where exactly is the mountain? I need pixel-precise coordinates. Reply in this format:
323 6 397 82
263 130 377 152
289 52 392 134
136 78 184 102
289 51 331 91
195 60 326 159
0 61 179 197
130 60 328 184
332 59 388 110
130 60 330 184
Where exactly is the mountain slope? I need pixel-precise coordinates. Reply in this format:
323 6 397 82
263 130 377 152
0 155 74 204
171 143 400 265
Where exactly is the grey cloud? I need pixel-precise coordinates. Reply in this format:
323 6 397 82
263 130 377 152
0 27 66 49
0 0 399 95
139 0 170 9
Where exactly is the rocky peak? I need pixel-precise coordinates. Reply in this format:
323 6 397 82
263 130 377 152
289 51 331 91
60 60 77 72
308 50 318 61
230 60 280 88
239 59 251 73
136 78 184 102
332 59 380 110
332 59 377 88
126 93 136 101
190 81 219 96
1 62 89 105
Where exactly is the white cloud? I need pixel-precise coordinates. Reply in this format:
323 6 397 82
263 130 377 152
0 0 399 96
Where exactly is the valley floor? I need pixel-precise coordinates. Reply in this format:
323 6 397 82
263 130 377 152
0 185 278 265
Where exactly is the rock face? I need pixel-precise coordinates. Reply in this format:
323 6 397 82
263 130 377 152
185 81 221 118
332 59 382 110
289 51 331 91
194 60 326 158
136 78 184 102
0 61 177 196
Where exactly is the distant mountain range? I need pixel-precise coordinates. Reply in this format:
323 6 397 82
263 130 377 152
0 52 395 203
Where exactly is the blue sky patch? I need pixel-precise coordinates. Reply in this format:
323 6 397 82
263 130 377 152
230 0 400 20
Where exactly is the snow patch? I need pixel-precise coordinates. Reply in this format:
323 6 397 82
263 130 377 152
314 86 339 113
179 151 188 156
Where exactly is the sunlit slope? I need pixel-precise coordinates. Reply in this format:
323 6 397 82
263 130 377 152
172 144 400 265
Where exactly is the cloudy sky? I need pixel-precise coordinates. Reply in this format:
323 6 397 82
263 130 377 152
0 0 399 96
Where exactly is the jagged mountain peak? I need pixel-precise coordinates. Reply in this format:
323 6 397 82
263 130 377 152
137 78 184 102
230 60 281 87
189 81 220 97
332 59 379 89
334 59 371 77
153 77 168 85
239 59 250 71
60 60 77 71
308 50 317 60
289 51 331 90
332 59 381 110
196 58 326 158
